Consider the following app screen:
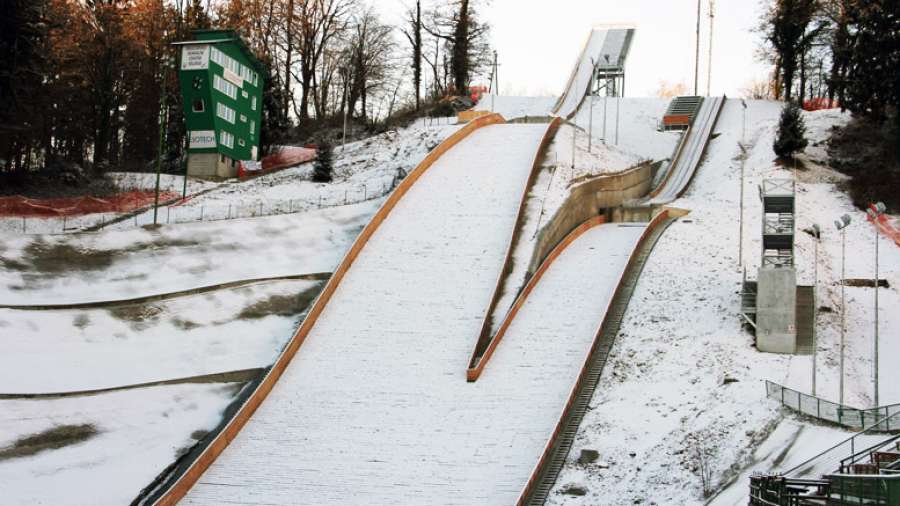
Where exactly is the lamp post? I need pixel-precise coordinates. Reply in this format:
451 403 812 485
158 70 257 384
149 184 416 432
153 55 174 226
588 58 596 154
738 99 747 269
811 223 821 396
867 201 886 407
834 213 851 405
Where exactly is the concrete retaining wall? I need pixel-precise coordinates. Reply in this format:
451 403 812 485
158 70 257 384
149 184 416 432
526 161 653 277
149 113 507 506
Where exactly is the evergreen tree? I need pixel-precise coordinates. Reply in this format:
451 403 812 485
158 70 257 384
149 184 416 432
844 0 900 129
259 61 291 157
774 101 809 159
312 141 333 182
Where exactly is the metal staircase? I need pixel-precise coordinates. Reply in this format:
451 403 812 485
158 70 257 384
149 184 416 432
751 435 900 505
661 96 703 131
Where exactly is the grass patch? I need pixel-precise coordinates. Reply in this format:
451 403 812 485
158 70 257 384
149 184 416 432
0 424 98 461
236 283 323 320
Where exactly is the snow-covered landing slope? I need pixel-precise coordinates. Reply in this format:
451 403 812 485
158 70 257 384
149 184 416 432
182 123 560 505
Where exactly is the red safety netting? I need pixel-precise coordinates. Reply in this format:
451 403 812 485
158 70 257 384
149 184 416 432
803 98 840 111
867 203 900 247
238 146 317 180
0 191 181 217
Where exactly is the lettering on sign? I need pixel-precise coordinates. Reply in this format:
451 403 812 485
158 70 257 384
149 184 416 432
223 67 243 87
181 45 210 70
189 130 216 149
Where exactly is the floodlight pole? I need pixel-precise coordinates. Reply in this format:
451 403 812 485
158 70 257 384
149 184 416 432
615 94 620 145
571 119 576 169
874 211 880 407
839 223 846 405
588 58 595 153
812 227 819 396
707 0 715 96
603 84 608 144
694 0 701 95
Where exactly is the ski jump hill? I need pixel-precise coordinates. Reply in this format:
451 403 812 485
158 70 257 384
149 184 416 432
144 26 724 506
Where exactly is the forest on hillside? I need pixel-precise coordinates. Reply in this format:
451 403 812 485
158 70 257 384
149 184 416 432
0 0 492 184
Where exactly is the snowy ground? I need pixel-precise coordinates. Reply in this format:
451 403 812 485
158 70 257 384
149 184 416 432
0 200 376 306
0 278 322 394
478 94 558 119
0 382 244 505
548 100 899 504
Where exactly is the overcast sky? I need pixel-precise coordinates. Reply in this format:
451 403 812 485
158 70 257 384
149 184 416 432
378 0 772 98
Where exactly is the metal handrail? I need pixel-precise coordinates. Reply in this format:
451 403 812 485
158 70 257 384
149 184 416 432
784 410 900 476
840 434 900 472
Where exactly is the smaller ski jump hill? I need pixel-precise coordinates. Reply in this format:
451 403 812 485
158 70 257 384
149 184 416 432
552 25 636 120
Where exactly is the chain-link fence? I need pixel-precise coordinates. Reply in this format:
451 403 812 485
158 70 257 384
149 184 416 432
766 380 900 432
6 179 397 235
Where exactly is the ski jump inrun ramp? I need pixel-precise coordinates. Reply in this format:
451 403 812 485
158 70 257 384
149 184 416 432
145 115 644 505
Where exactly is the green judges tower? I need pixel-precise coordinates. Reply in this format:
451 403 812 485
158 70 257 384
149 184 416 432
175 30 264 179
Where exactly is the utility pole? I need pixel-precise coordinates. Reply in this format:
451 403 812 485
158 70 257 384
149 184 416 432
153 56 172 226
694 0 701 95
707 0 715 96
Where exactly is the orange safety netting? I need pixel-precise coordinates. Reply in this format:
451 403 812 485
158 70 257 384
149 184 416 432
0 191 181 217
238 146 317 180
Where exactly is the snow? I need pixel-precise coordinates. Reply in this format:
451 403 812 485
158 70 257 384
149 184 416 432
571 97 680 164
548 100 900 504
0 199 377 306
0 382 241 506
181 123 613 505
477 94 558 119
0 279 322 393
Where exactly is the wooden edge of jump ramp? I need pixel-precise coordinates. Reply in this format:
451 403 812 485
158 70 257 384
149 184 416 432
147 112 507 506
467 117 562 380
467 214 607 382
516 208 679 505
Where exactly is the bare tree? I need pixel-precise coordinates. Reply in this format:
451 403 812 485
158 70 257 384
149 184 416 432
345 6 395 125
423 0 491 96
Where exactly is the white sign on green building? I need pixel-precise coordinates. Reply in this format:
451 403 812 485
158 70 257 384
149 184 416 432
174 30 265 179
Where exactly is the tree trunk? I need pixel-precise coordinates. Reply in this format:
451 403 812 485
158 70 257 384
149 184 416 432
451 0 469 94
283 0 294 120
